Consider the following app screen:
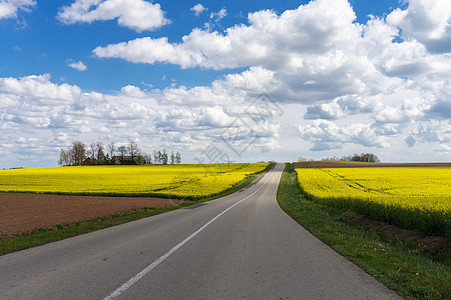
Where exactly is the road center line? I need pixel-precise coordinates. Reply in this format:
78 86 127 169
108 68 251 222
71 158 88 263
103 166 277 300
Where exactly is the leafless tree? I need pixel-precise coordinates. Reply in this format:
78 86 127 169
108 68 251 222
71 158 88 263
297 156 307 162
95 142 105 162
161 148 168 164
65 147 74 166
176 152 181 164
153 150 161 164
107 142 115 164
117 145 127 162
62 140 184 166
58 149 66 166
128 142 139 162
88 143 96 161
71 141 86 166
170 151 175 164
143 153 152 164
340 153 380 163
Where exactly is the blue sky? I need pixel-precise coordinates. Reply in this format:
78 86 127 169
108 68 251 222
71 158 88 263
2 0 401 92
0 0 450 167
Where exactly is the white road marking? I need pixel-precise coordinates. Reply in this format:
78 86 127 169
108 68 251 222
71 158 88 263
103 166 277 300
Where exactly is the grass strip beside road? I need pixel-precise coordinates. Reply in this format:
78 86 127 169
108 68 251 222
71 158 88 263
0 163 274 256
277 163 450 300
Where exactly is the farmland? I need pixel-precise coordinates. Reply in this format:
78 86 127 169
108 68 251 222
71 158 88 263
0 163 269 198
295 167 451 237
0 163 269 237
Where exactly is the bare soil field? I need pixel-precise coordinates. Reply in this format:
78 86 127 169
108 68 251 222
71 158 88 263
0 193 185 236
294 161 451 168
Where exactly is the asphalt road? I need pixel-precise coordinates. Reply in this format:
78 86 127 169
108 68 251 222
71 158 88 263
0 163 401 299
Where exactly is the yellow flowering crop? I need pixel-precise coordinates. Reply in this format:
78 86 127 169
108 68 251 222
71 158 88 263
295 167 450 237
0 163 268 198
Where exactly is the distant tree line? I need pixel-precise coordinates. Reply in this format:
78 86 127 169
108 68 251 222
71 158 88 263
321 153 380 163
58 141 182 166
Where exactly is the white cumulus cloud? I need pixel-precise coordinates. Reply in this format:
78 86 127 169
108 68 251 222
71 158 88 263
92 0 451 156
299 120 390 151
2 0 451 166
93 0 359 70
210 7 226 21
121 85 147 98
0 0 35 19
0 74 81 104
57 0 170 32
387 0 451 53
67 60 88 71
190 4 207 16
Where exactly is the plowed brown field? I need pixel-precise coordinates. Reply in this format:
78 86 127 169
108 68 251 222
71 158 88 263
0 193 185 236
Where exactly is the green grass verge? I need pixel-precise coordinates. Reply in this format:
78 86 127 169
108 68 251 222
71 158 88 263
277 163 450 300
0 163 274 256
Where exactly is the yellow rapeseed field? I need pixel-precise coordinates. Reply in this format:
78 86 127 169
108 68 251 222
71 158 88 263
0 163 268 198
296 167 450 237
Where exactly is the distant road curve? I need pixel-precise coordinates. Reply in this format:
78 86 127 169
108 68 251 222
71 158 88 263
0 163 401 299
